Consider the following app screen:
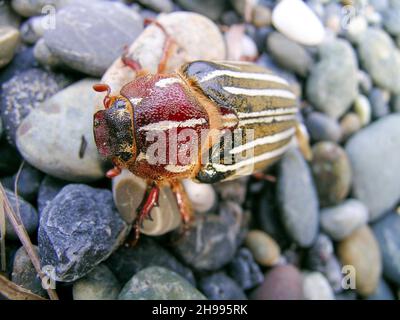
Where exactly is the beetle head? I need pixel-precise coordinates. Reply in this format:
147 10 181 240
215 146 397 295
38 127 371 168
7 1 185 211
93 84 136 163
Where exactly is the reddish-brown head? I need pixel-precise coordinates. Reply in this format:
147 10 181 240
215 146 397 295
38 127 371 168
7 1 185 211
93 84 136 164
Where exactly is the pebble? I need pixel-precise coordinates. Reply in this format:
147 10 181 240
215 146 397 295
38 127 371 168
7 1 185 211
225 26 258 61
345 114 400 220
382 7 400 36
0 139 21 175
340 112 362 140
245 230 280 267
277 148 319 248
72 264 121 300
305 111 342 143
3 188 38 241
369 87 391 119
358 70 373 95
118 266 206 300
1 68 70 146
182 179 216 213
272 0 325 46
1 163 43 202
33 38 61 68
306 234 343 292
0 27 20 68
112 170 181 235
306 38 358 119
199 272 247 300
252 4 272 28
393 94 400 112
320 199 369 241
172 202 244 272
37 175 68 214
176 0 226 21
338 226 382 296
311 142 352 207
358 28 400 94
302 272 335 300
136 0 174 12
106 237 195 285
11 0 72 17
366 278 395 300
41 2 143 76
227 248 264 290
16 79 105 182
266 31 313 77
38 184 128 282
12 246 46 297
0 1 21 28
214 177 248 205
345 16 368 43
251 264 304 300
20 16 47 45
372 211 400 285
353 94 372 126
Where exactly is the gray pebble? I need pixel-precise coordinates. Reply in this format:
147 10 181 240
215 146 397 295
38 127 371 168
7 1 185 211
0 1 21 28
177 0 227 21
136 0 174 12
37 175 68 214
369 87 391 119
305 111 342 143
199 272 247 300
0 27 20 68
366 278 395 300
382 7 400 36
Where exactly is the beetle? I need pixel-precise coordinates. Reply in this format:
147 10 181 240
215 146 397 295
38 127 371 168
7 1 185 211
93 21 309 245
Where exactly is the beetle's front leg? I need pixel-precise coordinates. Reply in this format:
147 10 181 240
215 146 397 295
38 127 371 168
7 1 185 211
127 181 160 246
171 180 193 228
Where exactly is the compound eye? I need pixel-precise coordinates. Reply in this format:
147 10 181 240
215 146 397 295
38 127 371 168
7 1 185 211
114 99 127 109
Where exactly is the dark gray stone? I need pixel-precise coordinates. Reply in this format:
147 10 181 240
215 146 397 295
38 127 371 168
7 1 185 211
42 2 143 76
0 68 70 146
38 184 128 282
277 148 319 247
176 0 227 21
0 1 21 28
372 211 400 285
228 248 264 290
0 139 21 175
199 272 247 300
37 175 68 214
106 237 195 285
366 278 395 300
345 114 400 220
305 111 342 143
369 87 391 119
136 0 174 12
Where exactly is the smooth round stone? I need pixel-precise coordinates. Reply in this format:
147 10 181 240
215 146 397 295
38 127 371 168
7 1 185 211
302 272 335 300
370 0 390 11
0 27 20 68
221 10 241 26
372 211 400 285
118 266 206 300
358 70 373 94
214 177 248 205
106 237 195 285
37 175 68 214
393 94 400 112
12 246 46 297
225 27 258 61
228 248 264 290
1 163 43 202
3 188 38 241
311 142 352 207
172 202 244 272
266 31 313 77
305 112 342 143
251 264 304 300
277 148 319 248
72 264 121 300
369 87 391 119
16 79 105 182
272 0 325 46
306 38 358 119
338 226 382 296
0 1 21 28
306 234 343 292
182 179 216 213
345 15 368 43
42 2 143 76
340 112 362 140
345 114 400 220
323 2 341 34
33 38 61 68
252 4 272 28
354 95 371 126
358 28 400 94
20 16 47 44
199 272 246 300
231 0 257 20
1 68 70 146
11 0 76 17
382 8 400 36
98 12 225 106
176 0 227 21
320 199 369 241
366 278 395 300
38 184 128 282
245 230 280 267
136 0 174 12
112 170 181 235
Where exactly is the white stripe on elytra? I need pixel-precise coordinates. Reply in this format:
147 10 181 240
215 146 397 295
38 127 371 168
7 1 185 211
229 127 295 154
237 107 298 119
213 143 292 172
200 70 288 85
239 114 297 126
165 164 193 173
155 77 182 88
139 118 207 131
129 97 142 105
223 86 296 99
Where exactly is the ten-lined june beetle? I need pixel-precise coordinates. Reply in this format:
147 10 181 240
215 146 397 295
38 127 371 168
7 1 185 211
93 22 308 244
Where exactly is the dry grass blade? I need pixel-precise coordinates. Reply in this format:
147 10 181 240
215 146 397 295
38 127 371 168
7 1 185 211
0 178 59 300
0 274 46 300
0 192 5 272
